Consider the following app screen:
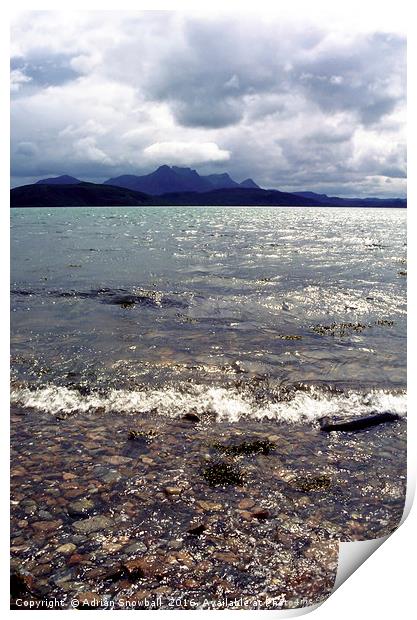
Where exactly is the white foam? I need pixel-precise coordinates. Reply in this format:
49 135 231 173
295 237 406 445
10 383 407 425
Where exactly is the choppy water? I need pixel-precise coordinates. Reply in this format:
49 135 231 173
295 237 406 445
10 206 407 607
11 207 406 422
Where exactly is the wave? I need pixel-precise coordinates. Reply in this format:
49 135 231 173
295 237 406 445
11 287 188 308
10 383 407 425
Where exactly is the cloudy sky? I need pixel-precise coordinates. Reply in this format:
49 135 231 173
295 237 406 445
10 11 406 196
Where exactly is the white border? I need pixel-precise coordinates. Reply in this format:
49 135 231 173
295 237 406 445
2 1 414 618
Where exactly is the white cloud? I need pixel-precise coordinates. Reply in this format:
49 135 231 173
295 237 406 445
143 141 231 165
10 12 406 196
10 69 32 92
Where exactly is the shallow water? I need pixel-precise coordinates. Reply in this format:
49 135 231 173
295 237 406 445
10 206 406 608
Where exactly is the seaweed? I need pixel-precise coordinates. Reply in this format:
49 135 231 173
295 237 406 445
291 475 331 492
202 460 245 487
212 438 276 457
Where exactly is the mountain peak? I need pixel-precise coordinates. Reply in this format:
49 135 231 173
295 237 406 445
240 178 260 189
36 175 81 185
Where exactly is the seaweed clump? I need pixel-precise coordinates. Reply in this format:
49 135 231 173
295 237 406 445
202 460 244 487
291 475 331 492
128 429 157 444
212 439 276 457
313 322 367 337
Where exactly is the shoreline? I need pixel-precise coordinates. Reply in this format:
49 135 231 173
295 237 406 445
11 404 406 609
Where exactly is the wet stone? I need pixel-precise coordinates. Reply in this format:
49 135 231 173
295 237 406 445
72 515 113 534
32 520 62 532
67 498 95 517
56 543 77 554
124 540 147 555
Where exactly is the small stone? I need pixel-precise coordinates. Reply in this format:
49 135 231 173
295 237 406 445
182 412 201 422
101 471 122 484
105 456 133 466
56 543 77 554
32 520 62 532
251 508 270 519
63 473 77 480
124 556 167 579
187 521 206 536
67 498 95 517
68 553 87 566
73 515 113 534
238 499 255 510
164 486 182 496
197 500 223 511
124 540 147 555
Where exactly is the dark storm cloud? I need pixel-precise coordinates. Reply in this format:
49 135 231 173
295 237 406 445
10 13 406 196
293 33 406 126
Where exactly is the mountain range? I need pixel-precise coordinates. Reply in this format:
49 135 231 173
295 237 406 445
11 165 406 208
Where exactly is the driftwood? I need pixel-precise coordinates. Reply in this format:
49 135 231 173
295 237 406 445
319 412 400 433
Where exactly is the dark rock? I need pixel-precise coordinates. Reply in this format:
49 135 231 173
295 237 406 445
319 412 400 433
10 571 35 598
67 498 95 518
187 521 206 536
251 508 270 519
182 412 201 422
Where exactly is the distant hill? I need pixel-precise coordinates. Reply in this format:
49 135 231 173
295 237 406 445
10 179 406 209
10 182 154 208
153 187 321 207
293 191 406 208
36 175 81 185
104 165 260 195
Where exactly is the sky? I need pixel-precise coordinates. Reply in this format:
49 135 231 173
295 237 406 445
10 11 406 197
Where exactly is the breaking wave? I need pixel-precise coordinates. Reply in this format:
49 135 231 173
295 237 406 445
10 383 407 425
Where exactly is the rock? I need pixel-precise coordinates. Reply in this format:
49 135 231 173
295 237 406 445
56 543 77 554
63 472 77 480
101 470 122 484
124 540 147 555
105 455 133 466
73 515 113 534
32 520 62 532
251 508 270 519
319 412 400 433
164 486 182 496
187 521 206 536
141 456 154 465
68 553 88 566
10 571 35 598
238 498 255 510
123 556 167 580
213 552 239 565
182 412 201 422
197 500 223 511
38 510 53 519
67 498 95 517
